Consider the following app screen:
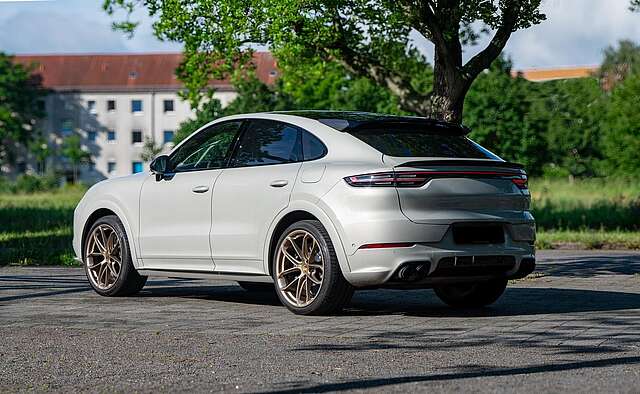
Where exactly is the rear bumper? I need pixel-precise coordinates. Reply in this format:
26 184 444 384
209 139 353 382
342 226 535 287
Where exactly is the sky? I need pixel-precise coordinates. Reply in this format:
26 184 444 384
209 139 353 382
1 0 639 70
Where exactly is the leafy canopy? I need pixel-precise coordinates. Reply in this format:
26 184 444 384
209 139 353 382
104 0 544 122
0 53 47 166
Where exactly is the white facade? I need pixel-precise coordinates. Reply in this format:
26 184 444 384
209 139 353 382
41 89 237 182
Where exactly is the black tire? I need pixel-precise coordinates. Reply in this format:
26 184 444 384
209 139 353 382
83 215 147 296
434 279 507 308
237 281 275 292
273 220 353 315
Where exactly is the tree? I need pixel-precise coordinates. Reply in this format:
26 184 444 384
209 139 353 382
601 73 640 176
104 0 545 123
598 40 640 89
174 98 224 145
463 56 546 174
140 136 163 162
61 134 91 183
0 52 47 168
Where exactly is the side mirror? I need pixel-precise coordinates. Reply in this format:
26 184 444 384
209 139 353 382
150 155 171 180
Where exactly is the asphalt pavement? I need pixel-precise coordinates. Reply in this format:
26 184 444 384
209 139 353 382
1 250 639 393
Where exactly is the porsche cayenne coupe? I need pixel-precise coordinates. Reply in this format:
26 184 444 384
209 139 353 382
73 111 536 315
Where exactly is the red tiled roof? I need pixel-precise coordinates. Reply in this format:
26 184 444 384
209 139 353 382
13 52 278 92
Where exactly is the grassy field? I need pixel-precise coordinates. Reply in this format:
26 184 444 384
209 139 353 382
0 187 85 266
0 178 638 266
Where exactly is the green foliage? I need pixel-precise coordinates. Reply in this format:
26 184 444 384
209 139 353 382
103 0 544 121
599 40 640 87
0 52 47 166
61 134 91 184
464 57 546 174
0 173 60 194
601 73 640 175
174 98 224 145
140 136 163 162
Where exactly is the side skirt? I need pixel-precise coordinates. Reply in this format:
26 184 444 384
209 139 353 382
137 269 274 283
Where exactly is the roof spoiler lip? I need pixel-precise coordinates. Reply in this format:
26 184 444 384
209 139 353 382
395 159 526 171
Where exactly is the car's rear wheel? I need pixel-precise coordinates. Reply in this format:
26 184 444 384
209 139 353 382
84 215 146 296
237 281 275 292
434 279 507 308
273 220 353 315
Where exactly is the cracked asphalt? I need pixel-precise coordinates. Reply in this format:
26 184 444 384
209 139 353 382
1 250 639 393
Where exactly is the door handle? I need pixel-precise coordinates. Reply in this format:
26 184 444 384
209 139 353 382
270 180 289 188
192 185 209 193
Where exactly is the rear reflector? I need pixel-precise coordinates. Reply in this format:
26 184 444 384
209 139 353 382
359 242 415 249
345 171 528 189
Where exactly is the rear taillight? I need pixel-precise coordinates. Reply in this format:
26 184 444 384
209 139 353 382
344 171 528 188
509 174 528 190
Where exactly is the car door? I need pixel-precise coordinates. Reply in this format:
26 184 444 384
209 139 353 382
211 119 303 274
138 120 243 271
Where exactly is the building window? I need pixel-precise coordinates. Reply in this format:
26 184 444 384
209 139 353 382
61 120 73 136
87 100 96 114
163 130 174 144
132 161 143 174
107 161 116 175
107 100 116 111
163 99 174 113
131 100 143 113
87 131 97 142
132 130 143 144
88 162 96 172
107 130 116 142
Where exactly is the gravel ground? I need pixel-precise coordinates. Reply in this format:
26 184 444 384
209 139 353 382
1 250 639 393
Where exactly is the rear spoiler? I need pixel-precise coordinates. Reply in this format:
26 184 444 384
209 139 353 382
397 160 525 170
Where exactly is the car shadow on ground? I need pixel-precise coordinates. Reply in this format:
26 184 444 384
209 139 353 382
261 356 640 394
536 254 640 277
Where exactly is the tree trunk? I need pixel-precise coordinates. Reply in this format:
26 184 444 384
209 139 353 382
424 51 469 124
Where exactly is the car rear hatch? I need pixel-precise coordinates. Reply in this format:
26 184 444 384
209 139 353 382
343 118 530 225
388 158 529 224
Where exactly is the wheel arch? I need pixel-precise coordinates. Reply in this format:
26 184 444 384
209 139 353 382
263 203 351 279
79 202 140 268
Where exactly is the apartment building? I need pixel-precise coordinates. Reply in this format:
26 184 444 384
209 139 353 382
14 53 278 183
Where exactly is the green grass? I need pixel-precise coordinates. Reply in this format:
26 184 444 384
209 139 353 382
536 229 640 250
0 177 639 266
529 177 640 231
0 186 85 266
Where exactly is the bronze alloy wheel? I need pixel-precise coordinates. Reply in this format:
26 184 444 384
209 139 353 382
275 229 324 307
85 223 122 290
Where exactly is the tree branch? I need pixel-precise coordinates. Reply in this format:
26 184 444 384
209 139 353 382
462 2 520 81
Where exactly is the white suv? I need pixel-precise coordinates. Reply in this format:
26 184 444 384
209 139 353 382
73 111 536 315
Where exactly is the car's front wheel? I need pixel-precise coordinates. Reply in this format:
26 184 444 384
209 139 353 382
84 215 146 296
434 279 507 308
273 220 353 315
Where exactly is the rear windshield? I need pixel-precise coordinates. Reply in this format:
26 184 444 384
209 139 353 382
349 127 501 159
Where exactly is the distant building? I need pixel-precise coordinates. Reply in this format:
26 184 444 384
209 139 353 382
514 65 599 82
12 52 278 182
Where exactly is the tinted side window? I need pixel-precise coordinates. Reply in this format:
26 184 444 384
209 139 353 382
232 120 302 167
302 131 327 161
171 121 242 172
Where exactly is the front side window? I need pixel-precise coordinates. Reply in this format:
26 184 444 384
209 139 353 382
131 100 142 113
170 121 242 172
231 119 302 167
348 124 501 159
